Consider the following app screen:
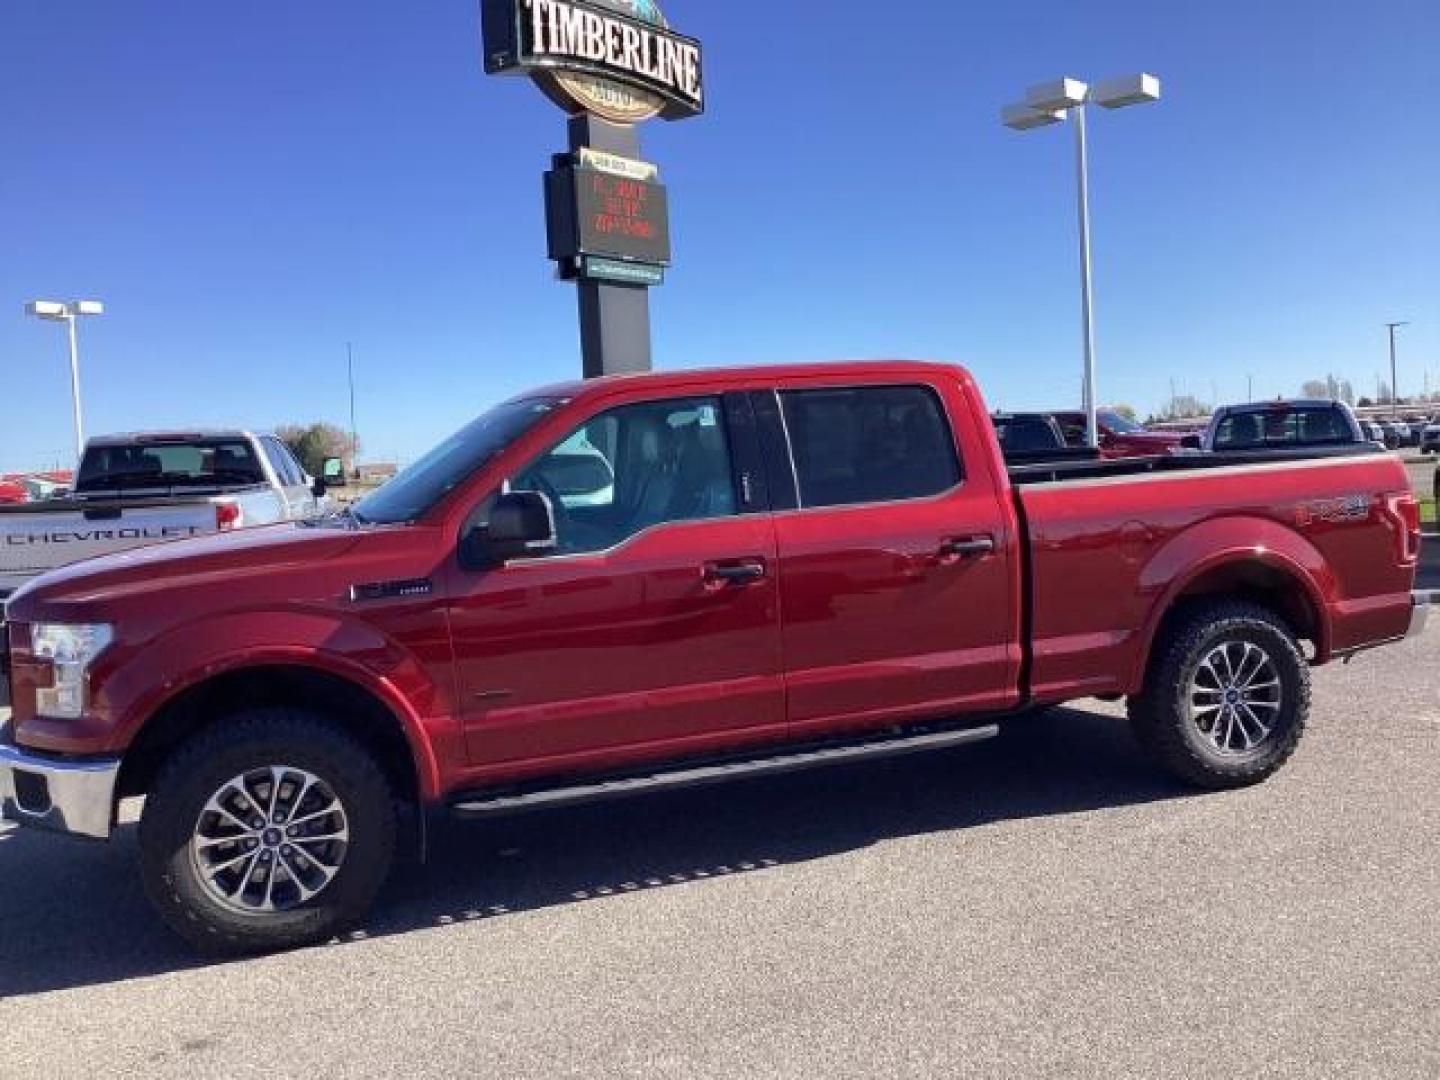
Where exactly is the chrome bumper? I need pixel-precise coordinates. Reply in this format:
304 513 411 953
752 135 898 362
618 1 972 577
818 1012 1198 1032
1409 590 1435 638
0 737 120 840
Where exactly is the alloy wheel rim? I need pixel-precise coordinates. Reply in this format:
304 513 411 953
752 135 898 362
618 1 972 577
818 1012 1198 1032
1188 640 1283 755
189 766 350 914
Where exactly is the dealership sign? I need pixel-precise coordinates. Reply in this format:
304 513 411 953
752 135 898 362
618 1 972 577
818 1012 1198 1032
482 0 704 123
546 149 671 275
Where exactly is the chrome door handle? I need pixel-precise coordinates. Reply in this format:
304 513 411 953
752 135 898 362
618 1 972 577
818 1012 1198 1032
702 560 767 585
938 536 995 562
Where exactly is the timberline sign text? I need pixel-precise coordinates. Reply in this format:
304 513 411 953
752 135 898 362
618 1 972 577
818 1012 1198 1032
483 0 705 121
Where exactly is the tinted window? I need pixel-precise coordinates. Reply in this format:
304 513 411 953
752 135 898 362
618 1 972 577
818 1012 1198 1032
995 416 1062 452
780 385 961 508
511 396 736 556
355 398 563 524
1213 407 1353 450
76 439 265 492
1054 416 1088 447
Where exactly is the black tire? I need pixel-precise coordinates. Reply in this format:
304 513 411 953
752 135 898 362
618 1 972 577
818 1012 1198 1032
1127 600 1310 790
139 707 397 955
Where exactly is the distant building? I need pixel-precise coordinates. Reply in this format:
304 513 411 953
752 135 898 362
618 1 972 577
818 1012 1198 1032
356 462 398 484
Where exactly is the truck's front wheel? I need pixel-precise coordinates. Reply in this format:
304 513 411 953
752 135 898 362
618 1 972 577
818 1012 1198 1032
138 708 396 955
1128 600 1310 789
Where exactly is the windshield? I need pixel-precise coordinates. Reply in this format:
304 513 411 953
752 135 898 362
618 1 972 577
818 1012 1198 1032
352 397 563 524
76 439 265 493
1098 410 1145 435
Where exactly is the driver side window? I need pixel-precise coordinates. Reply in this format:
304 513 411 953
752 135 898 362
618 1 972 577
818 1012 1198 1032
512 395 737 556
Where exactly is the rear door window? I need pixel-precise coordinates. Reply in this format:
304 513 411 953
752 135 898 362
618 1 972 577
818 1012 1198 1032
259 438 292 485
265 438 306 487
779 385 961 509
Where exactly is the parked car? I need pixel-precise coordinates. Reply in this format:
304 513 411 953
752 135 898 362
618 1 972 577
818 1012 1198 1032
1051 409 1187 459
1375 421 1406 449
1419 419 1440 454
991 412 1099 465
1190 400 1367 453
1361 421 1389 448
1 361 1426 954
0 430 334 599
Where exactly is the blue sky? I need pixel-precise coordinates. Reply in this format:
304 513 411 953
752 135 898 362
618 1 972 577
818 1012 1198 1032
2 0 1437 470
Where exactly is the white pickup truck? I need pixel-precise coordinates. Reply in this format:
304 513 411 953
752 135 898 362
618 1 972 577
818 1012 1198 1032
0 430 334 598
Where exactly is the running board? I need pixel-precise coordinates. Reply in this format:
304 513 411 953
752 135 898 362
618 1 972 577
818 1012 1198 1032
450 722 1000 820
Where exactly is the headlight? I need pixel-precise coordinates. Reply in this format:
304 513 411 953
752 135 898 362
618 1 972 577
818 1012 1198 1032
31 623 114 719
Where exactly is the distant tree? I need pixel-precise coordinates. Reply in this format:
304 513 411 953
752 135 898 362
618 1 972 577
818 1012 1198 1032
1109 404 1137 422
276 422 356 477
1164 394 1211 420
1357 396 1374 408
1299 375 1356 403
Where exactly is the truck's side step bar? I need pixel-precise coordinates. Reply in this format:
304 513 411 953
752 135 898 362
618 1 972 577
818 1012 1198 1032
450 722 1000 820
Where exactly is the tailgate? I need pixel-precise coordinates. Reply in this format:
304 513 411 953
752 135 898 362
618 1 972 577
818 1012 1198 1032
0 500 219 592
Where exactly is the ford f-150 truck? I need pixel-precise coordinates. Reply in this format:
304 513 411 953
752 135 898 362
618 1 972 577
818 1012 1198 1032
0 430 332 599
0 361 1428 954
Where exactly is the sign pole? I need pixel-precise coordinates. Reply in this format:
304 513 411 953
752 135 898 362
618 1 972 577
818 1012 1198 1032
481 0 704 381
569 115 653 378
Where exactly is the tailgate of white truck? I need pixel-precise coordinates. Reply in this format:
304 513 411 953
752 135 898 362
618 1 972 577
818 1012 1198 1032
0 498 222 593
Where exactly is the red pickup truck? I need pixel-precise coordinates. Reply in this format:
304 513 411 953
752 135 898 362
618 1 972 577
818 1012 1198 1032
1 361 1427 954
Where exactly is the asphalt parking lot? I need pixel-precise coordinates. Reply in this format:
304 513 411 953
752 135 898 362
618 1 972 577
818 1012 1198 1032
2 628 1437 1078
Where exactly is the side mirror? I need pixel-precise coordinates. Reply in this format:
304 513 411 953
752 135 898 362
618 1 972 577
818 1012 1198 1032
470 490 557 565
1180 434 1202 451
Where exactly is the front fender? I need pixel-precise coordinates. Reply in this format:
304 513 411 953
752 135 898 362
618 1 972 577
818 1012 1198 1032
1128 516 1335 690
99 610 445 799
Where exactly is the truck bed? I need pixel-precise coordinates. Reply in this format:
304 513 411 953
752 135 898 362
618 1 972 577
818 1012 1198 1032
1007 443 1382 485
1014 445 1415 704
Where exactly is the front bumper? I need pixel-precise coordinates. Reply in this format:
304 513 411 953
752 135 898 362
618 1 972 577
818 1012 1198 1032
0 736 120 840
1409 590 1434 638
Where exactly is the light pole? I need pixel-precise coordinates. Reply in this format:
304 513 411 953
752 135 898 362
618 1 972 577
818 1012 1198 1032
1002 74 1161 448
347 342 359 480
1385 321 1408 419
25 299 104 461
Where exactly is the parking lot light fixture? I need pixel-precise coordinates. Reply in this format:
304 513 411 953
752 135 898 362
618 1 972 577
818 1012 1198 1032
25 299 105 460
1025 78 1090 112
1092 74 1162 109
1001 103 1065 131
1002 73 1162 449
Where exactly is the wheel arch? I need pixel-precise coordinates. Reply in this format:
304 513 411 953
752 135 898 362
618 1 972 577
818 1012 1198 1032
117 659 439 808
1129 545 1332 694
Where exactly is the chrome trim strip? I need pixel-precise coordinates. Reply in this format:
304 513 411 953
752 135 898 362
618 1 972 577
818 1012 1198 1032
0 742 120 840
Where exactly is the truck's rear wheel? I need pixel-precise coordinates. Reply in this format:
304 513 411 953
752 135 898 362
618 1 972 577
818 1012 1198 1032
139 708 396 955
1128 600 1310 789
